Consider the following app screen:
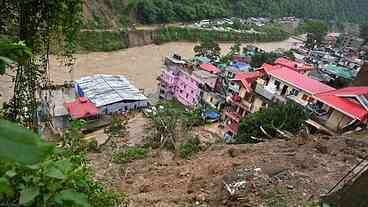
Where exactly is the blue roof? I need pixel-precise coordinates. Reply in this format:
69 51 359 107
230 62 251 71
204 111 220 120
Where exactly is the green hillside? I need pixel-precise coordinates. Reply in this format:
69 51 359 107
86 0 368 27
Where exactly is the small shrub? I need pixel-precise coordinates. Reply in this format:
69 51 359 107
180 136 201 159
87 140 99 152
235 101 308 144
112 147 149 164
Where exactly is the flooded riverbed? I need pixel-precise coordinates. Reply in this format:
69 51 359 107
0 38 299 103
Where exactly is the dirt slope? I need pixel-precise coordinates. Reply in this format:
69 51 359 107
88 114 368 207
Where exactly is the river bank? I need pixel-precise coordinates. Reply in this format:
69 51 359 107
0 38 300 104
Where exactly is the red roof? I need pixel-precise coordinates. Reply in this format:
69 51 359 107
258 63 283 73
267 68 335 95
329 87 368 97
315 90 368 121
199 63 222 74
65 97 100 119
275 57 314 73
234 71 262 92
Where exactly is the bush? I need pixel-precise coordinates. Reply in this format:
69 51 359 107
153 26 289 44
235 101 308 144
180 136 201 159
0 120 127 207
77 31 128 52
112 146 149 164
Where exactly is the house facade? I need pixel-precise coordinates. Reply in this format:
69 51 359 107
309 87 368 132
223 72 261 135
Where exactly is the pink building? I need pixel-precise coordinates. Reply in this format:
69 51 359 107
174 71 201 106
159 56 220 107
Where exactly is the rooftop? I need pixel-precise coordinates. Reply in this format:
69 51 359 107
199 63 222 74
234 71 262 92
322 64 353 79
65 97 100 119
275 57 314 72
315 88 368 121
267 68 335 95
76 74 147 107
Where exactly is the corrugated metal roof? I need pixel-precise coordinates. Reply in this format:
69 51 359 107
76 74 147 107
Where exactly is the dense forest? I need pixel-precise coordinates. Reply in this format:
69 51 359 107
125 0 368 24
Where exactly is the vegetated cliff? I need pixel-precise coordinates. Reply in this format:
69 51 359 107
83 0 368 28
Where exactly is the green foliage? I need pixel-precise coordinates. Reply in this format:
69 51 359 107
179 136 201 159
0 120 127 207
126 0 368 24
145 101 205 151
0 41 32 75
112 146 149 164
250 52 280 68
77 31 128 52
298 20 328 49
194 37 221 61
154 26 289 45
235 101 308 144
0 120 54 165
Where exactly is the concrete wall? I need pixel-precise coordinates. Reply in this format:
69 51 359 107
251 96 267 113
127 30 154 47
100 100 149 114
325 109 354 131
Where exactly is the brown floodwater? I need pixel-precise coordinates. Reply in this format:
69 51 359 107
0 38 299 104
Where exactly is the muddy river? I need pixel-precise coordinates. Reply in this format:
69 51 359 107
0 38 300 104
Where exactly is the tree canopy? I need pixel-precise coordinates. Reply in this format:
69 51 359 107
125 0 368 24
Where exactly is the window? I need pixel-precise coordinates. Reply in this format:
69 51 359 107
290 89 299 96
210 97 214 103
302 94 309 101
180 90 183 93
274 80 281 89
186 94 189 98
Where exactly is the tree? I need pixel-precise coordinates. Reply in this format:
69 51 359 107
235 101 308 144
250 52 279 68
0 120 127 206
1 0 83 130
299 20 328 49
193 37 221 61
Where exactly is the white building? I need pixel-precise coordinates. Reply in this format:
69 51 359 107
75 74 149 113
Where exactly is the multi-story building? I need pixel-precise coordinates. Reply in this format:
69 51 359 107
254 65 335 108
158 56 185 101
223 71 262 136
309 87 368 132
158 56 221 107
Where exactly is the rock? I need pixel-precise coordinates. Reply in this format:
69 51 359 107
287 185 294 190
138 183 152 193
315 143 328 154
228 148 242 158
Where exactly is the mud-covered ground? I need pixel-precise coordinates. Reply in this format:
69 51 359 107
88 113 368 207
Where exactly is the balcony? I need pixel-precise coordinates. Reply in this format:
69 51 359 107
224 110 241 123
225 121 240 134
230 95 252 112
254 84 287 103
306 103 330 124
287 95 309 106
254 84 275 101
